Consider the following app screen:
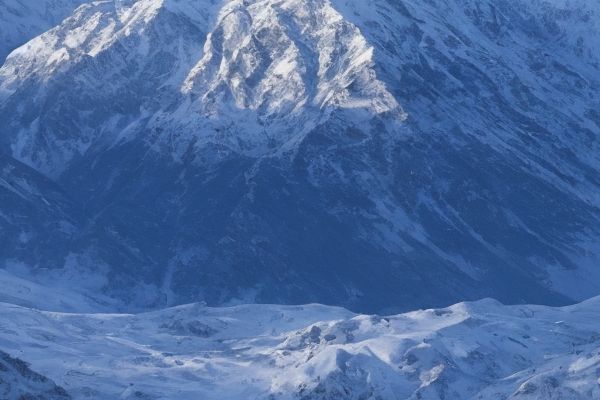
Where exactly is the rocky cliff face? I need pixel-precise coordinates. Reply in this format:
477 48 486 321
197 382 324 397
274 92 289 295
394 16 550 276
0 0 599 312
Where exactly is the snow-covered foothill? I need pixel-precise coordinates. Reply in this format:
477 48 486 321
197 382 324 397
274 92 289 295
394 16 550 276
2 297 600 399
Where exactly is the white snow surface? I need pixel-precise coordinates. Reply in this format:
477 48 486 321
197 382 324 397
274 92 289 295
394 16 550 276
0 0 89 63
0 267 121 313
2 297 600 399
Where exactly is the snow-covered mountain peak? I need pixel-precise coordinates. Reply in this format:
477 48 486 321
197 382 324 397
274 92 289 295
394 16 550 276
177 0 404 154
0 0 220 175
2 0 217 80
0 0 404 175
0 0 600 314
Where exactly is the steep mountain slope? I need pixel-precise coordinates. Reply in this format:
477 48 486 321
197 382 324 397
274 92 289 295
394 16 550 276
0 153 78 269
0 0 599 312
0 0 88 63
2 297 600 399
0 152 157 311
0 350 71 400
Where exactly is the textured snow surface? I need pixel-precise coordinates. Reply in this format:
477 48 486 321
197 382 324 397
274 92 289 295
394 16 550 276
0 0 88 63
0 268 120 313
0 0 599 313
0 349 71 400
2 298 600 399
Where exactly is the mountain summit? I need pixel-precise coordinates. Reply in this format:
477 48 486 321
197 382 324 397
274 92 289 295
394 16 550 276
0 0 599 312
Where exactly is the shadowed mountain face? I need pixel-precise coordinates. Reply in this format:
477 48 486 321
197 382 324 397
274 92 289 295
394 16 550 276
0 153 79 267
0 0 599 312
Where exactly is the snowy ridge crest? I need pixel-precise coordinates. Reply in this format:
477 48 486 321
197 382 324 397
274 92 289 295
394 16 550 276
0 0 404 175
181 0 402 115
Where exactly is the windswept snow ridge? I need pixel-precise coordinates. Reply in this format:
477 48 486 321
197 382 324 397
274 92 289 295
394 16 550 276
2 298 600 399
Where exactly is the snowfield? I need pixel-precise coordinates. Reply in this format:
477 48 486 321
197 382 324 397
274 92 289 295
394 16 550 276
2 297 600 399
